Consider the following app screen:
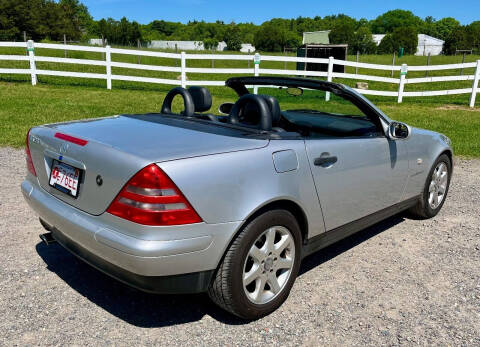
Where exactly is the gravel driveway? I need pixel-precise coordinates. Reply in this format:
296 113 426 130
1 147 479 346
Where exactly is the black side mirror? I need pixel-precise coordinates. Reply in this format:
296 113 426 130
219 102 234 115
388 121 410 139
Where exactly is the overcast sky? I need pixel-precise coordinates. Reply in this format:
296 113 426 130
81 0 479 25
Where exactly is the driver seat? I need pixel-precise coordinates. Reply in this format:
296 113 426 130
188 86 218 122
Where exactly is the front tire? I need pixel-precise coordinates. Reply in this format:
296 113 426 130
409 154 452 219
208 209 302 320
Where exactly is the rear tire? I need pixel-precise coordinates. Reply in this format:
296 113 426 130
409 154 452 219
208 210 302 320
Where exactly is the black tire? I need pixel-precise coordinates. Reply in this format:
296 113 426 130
409 154 452 219
207 209 302 320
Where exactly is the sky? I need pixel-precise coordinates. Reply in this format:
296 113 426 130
82 0 479 25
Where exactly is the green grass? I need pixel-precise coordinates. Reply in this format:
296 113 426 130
1 81 479 157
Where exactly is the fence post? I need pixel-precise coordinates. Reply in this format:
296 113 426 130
105 45 112 90
469 60 480 108
391 51 396 78
180 51 187 88
27 40 37 86
397 63 407 103
325 56 334 101
63 34 67 58
356 51 359 75
253 53 260 94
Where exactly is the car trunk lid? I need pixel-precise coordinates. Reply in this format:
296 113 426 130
28 115 268 215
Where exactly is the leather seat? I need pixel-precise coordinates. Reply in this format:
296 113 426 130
259 95 281 127
188 86 218 122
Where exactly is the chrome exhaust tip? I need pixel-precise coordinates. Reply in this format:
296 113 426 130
40 233 57 245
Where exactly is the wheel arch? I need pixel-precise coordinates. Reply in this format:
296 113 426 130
242 199 309 244
440 149 453 167
212 198 309 278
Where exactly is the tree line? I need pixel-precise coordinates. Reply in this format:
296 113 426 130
0 1 479 55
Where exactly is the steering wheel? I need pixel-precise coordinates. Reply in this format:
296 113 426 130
161 87 195 117
229 94 272 131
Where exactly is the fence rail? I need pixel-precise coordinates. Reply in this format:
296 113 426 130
0 41 479 107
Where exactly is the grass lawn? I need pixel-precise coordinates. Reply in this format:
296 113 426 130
1 81 479 157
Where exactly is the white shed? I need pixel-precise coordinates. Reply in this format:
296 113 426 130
373 33 444 56
416 34 444 56
372 34 386 46
240 43 255 53
148 41 204 51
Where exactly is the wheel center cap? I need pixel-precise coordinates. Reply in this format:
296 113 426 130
264 257 274 271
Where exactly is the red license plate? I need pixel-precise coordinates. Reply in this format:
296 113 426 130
49 160 81 197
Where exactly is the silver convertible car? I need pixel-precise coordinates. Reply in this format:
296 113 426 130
22 77 453 319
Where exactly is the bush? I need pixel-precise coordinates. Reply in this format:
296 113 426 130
377 27 418 55
223 25 241 51
351 26 377 54
392 26 418 55
254 23 300 52
377 33 395 54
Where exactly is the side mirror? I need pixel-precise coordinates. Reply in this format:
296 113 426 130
388 121 410 140
219 102 234 115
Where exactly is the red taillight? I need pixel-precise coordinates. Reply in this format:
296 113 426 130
106 164 202 226
26 129 37 176
54 132 88 146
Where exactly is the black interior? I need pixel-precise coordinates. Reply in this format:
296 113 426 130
160 81 384 138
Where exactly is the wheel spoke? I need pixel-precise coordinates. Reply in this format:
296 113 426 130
248 245 264 262
439 172 448 186
265 228 276 253
275 233 292 254
268 273 281 294
429 181 436 193
244 264 262 286
276 257 293 269
437 184 446 195
253 276 267 301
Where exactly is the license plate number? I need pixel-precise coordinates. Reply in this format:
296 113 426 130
49 160 81 197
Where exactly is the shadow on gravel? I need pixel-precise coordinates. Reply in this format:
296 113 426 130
35 214 406 327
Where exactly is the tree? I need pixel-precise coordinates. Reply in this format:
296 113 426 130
433 17 460 40
351 26 377 54
444 26 471 55
392 26 418 54
203 38 217 50
377 34 395 54
371 10 423 34
254 22 300 52
329 19 355 45
223 25 242 51
467 21 480 51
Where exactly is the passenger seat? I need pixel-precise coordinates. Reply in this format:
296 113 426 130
188 86 218 122
260 95 283 131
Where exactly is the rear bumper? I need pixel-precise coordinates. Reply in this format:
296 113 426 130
22 178 242 293
49 227 214 293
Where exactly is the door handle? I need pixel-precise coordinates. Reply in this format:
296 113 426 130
314 155 338 166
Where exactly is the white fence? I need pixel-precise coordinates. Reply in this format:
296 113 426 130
1 40 479 107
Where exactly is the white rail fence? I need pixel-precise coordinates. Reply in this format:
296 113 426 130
1 40 479 107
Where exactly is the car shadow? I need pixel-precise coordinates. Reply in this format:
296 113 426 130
35 214 406 327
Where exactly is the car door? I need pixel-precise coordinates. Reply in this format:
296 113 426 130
305 136 409 231
297 91 409 232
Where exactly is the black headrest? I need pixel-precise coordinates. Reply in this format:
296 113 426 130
188 86 212 112
259 95 281 126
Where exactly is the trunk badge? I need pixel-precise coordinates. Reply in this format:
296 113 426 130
59 143 70 154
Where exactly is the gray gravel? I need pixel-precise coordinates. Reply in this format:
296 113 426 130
0 147 479 346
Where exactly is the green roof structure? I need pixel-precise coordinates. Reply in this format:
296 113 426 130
302 30 330 45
